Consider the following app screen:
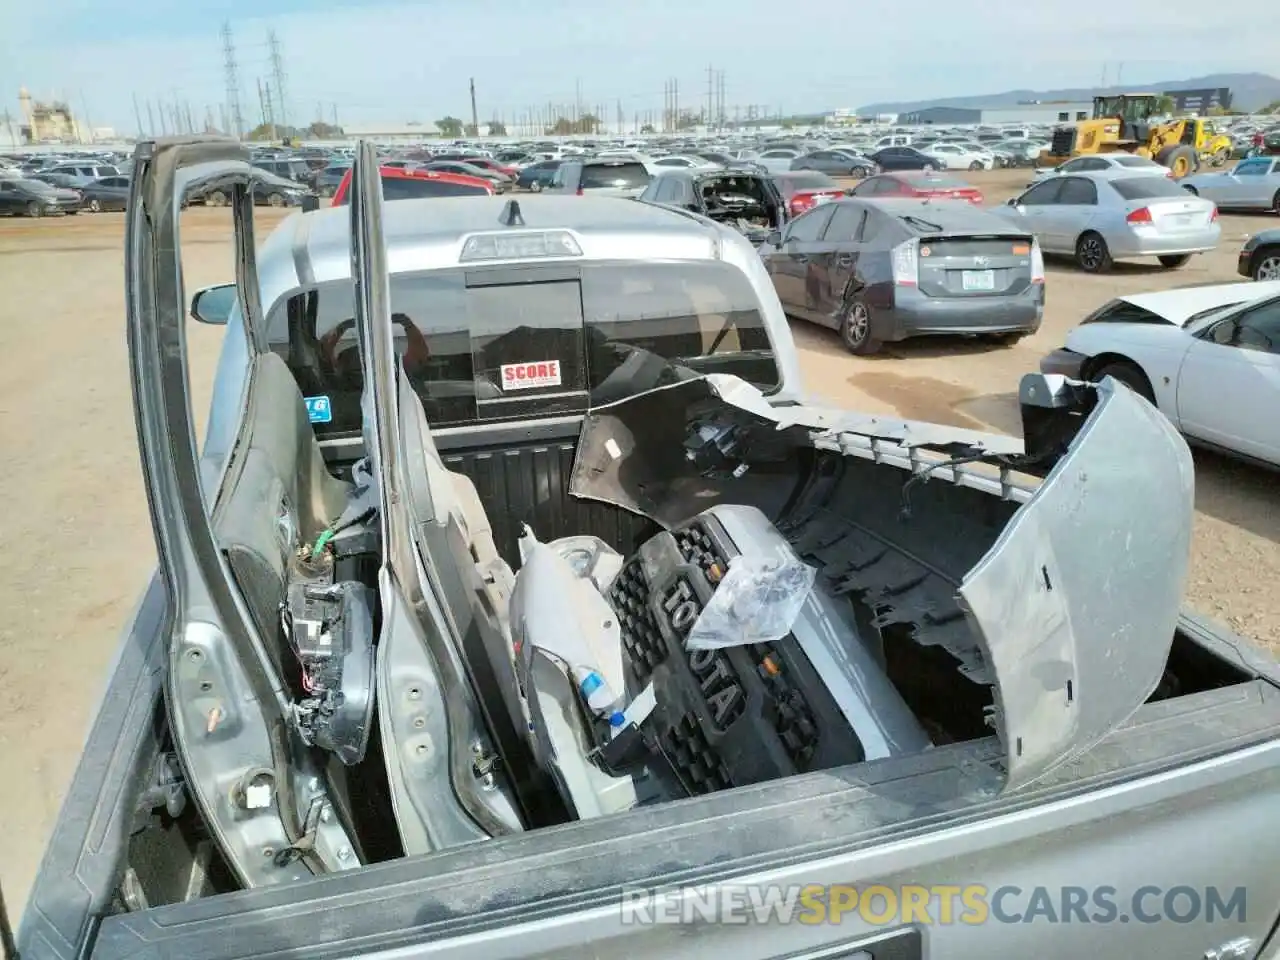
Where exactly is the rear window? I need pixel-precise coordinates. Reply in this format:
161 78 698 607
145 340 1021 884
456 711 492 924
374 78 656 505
269 260 779 436
908 174 968 188
777 172 838 192
580 162 651 189
334 175 490 205
1109 177 1189 200
1110 155 1160 168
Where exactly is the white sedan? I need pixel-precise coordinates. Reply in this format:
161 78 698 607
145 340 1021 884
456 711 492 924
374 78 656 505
1040 281 1280 466
921 142 994 171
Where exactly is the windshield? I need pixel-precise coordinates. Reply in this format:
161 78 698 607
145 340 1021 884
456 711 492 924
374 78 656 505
269 259 779 436
1109 176 1191 200
1110 155 1160 168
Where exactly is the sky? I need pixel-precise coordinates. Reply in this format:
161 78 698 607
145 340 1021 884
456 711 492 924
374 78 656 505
2 0 1275 135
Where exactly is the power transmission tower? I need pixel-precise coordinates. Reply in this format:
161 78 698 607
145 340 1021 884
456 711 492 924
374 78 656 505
469 77 479 135
268 30 289 132
707 65 714 126
221 22 245 139
258 78 276 140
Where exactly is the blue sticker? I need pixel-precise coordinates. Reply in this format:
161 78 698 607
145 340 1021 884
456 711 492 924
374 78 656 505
304 396 333 424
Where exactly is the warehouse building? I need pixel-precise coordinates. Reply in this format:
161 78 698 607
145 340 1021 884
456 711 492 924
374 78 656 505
899 100 1094 126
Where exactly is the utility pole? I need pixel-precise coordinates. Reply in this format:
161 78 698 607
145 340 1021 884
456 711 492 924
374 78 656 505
268 30 289 132
132 93 144 139
574 78 581 125
673 78 680 131
258 78 275 140
469 77 479 135
79 91 93 144
221 22 245 139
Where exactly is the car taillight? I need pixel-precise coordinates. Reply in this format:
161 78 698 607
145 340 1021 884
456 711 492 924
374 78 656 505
1210 205 1219 222
575 185 584 196
890 238 918 286
1126 206 1152 224
970 192 984 204
1030 238 1045 284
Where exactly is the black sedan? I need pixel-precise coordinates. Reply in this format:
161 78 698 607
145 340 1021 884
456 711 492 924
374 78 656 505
516 159 563 192
790 150 877 178
759 197 1043 354
0 178 82 216
1237 229 1280 282
79 175 131 212
866 146 943 172
314 163 353 198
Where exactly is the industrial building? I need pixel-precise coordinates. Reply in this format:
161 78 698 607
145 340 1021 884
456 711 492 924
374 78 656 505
898 100 1094 126
15 87 84 143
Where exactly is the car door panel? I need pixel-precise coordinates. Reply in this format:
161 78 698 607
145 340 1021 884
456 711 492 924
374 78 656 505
767 205 835 320
809 204 867 326
1176 301 1280 464
1007 180 1064 252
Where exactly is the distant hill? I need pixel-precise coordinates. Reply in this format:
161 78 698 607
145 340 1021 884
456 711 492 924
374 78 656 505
856 73 1280 115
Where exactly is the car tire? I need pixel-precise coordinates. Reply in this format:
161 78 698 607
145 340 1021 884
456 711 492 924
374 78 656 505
1158 254 1192 269
1090 360 1155 404
529 180 543 192
205 189 228 207
87 198 101 213
1252 248 1280 281
1075 231 1113 273
26 201 42 218
969 160 983 171
267 192 285 207
1272 189 1280 215
839 296 881 355
926 162 941 172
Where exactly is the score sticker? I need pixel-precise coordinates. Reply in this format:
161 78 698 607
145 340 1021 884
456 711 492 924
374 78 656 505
501 360 562 391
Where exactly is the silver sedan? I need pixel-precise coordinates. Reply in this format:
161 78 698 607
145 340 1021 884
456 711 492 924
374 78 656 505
1179 156 1280 213
994 172 1220 273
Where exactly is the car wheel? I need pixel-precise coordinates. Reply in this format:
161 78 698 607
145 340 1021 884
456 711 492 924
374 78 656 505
1158 254 1192 269
926 162 941 172
26 201 42 218
1090 360 1155 404
267 192 285 207
1253 249 1280 281
205 189 228 207
529 180 543 192
87 198 101 213
1075 231 1112 273
839 297 881 355
968 160 983 171
1272 190 1280 215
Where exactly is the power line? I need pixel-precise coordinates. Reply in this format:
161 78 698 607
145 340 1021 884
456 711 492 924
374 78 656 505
221 22 245 139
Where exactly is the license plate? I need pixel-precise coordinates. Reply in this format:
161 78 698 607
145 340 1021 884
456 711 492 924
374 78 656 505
962 270 996 291
812 194 833 205
1167 213 1193 227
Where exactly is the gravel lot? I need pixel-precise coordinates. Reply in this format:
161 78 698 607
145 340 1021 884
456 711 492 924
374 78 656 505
0 166 1275 914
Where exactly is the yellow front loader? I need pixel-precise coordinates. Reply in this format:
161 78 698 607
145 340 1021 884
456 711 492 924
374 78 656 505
1037 94 1226 177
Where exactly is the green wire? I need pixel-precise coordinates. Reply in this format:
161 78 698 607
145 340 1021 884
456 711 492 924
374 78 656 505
311 528 336 560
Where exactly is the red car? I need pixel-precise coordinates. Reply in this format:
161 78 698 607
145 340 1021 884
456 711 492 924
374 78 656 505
773 171 848 217
848 172 985 205
331 165 493 206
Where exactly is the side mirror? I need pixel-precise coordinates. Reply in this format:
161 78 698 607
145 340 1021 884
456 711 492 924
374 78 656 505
190 283 237 325
301 194 320 213
767 230 782 247
1007 197 1020 206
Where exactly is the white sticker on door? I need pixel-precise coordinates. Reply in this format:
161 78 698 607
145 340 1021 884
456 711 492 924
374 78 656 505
501 360 562 391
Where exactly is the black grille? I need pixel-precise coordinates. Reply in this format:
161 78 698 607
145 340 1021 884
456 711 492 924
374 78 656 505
662 711 733 794
748 643 821 770
673 522 726 582
610 561 666 683
1050 127 1075 156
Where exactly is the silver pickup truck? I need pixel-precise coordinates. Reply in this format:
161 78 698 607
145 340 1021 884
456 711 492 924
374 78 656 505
14 137 1280 960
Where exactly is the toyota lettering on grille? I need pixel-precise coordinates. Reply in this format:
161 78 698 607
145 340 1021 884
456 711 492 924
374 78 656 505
663 579 744 729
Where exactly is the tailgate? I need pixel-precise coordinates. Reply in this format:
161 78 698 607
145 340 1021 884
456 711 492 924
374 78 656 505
1146 198 1215 231
918 236 1033 297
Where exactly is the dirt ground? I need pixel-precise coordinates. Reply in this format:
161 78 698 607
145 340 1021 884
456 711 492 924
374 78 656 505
0 167 1276 917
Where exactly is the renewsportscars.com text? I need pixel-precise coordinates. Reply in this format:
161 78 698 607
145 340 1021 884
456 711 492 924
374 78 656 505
619 883 1248 926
